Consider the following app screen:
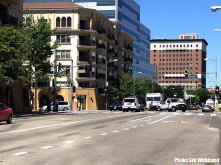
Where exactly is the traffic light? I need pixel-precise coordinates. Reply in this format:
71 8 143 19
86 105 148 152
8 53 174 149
88 62 92 71
184 69 188 78
215 86 219 95
104 87 108 94
58 62 61 71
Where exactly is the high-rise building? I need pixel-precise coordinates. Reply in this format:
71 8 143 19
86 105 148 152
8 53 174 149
150 34 208 90
24 0 155 80
23 1 134 110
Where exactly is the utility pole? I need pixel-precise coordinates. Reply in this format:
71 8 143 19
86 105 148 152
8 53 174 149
105 57 108 110
53 48 57 112
215 57 218 107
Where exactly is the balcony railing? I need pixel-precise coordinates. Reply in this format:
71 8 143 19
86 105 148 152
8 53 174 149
124 57 133 62
107 48 115 54
78 23 97 30
0 14 18 27
96 73 105 79
79 40 96 46
96 58 105 64
78 56 90 62
107 62 115 67
78 72 95 78
108 76 115 81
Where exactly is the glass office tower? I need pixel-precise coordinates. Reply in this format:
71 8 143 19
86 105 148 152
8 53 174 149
24 0 155 80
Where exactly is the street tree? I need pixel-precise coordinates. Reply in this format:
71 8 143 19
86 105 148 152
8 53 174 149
195 88 211 104
163 85 184 100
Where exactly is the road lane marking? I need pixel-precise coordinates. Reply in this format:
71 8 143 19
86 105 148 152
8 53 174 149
99 133 108 136
147 115 176 125
63 141 74 144
198 113 204 116
172 113 180 115
41 146 54 149
132 126 137 128
123 128 129 130
129 116 151 123
113 131 119 133
0 113 142 135
181 121 191 124
163 121 179 123
211 114 216 116
140 125 144 127
85 136 92 139
12 152 28 156
184 113 192 115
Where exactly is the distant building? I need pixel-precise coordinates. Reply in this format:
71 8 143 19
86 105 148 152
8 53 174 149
24 0 155 80
150 34 208 90
24 1 134 110
0 0 31 114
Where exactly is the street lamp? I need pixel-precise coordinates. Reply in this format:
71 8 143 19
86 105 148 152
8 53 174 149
204 58 218 107
211 6 221 12
133 71 142 97
105 59 118 110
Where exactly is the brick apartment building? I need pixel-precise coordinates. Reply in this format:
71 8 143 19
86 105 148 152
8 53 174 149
150 34 208 90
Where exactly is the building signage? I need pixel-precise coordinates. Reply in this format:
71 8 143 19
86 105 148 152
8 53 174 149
189 75 197 78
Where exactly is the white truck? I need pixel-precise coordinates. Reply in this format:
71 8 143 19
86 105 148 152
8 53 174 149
205 99 215 109
157 98 187 112
146 93 163 110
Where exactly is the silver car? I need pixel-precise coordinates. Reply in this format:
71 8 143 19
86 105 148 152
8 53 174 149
43 101 71 111
202 105 213 112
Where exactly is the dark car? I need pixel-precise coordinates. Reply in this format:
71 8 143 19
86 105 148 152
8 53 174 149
185 104 190 110
0 103 13 124
138 101 145 111
202 105 213 112
110 101 122 111
190 105 198 110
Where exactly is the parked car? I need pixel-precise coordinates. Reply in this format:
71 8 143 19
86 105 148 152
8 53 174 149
0 103 13 124
110 101 122 111
202 105 213 112
43 101 71 111
122 96 139 112
138 101 145 111
190 105 198 110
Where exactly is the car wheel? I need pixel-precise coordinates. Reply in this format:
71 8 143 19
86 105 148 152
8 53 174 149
182 110 186 112
63 107 68 111
157 107 161 111
7 115 12 124
172 107 176 112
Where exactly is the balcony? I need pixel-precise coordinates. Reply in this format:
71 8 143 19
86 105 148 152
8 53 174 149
0 14 18 27
76 72 96 81
97 28 106 34
78 40 96 50
96 58 105 64
115 40 118 45
124 57 133 62
78 23 97 31
108 76 115 81
126 45 133 51
96 73 105 80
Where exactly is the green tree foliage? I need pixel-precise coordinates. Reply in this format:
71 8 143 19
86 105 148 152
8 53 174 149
163 85 184 100
195 88 211 104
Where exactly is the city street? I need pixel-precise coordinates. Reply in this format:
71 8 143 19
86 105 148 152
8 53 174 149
0 110 220 165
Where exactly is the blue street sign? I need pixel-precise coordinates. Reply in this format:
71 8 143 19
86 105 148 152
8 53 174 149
189 75 197 78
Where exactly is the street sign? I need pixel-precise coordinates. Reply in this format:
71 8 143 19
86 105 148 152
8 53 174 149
189 75 196 78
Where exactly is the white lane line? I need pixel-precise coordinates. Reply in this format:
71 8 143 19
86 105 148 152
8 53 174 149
123 128 129 130
163 121 179 123
63 141 74 144
85 136 92 139
148 112 155 114
198 113 204 116
132 126 137 128
113 131 119 133
129 116 151 123
140 125 144 127
99 133 108 136
184 113 192 115
12 152 28 156
41 146 55 149
147 115 176 125
172 113 180 115
211 114 216 116
160 112 166 115
0 113 138 135
181 121 191 124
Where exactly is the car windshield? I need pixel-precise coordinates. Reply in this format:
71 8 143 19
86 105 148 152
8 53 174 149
154 97 160 101
124 99 135 103
170 99 179 103
147 97 153 101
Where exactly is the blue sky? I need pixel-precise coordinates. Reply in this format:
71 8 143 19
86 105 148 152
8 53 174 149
135 0 221 88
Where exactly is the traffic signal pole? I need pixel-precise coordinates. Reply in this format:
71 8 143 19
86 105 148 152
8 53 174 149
215 57 218 108
53 48 57 112
70 59 74 110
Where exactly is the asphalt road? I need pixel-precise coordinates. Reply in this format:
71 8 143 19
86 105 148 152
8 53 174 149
0 110 220 165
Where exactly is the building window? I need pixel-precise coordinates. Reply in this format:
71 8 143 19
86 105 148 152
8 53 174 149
56 17 60 27
57 35 70 43
67 17 71 27
62 17 66 27
56 50 71 59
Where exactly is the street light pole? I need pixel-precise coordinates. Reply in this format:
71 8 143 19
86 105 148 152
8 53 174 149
53 48 57 112
70 59 74 109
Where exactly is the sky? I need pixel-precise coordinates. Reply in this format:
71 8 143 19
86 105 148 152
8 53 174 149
135 0 221 88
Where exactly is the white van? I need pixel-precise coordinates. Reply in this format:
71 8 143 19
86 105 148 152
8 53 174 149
146 93 163 110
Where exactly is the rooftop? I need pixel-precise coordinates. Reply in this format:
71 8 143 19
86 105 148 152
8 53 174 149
23 2 83 9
